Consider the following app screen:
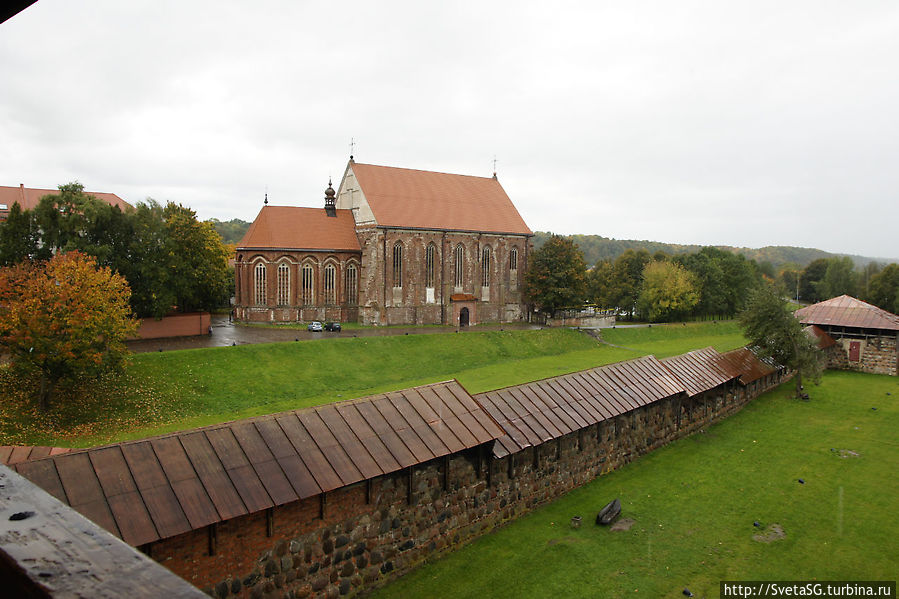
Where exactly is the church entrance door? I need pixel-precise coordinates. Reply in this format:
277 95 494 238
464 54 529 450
460 307 470 327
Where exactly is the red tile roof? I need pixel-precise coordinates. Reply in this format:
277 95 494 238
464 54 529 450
0 446 73 465
0 184 132 213
350 163 533 236
795 295 899 331
237 206 361 252
13 380 502 546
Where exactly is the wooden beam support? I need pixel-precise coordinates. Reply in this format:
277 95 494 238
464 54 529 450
366 478 373 504
443 455 450 491
319 492 327 520
207 523 217 556
266 508 274 537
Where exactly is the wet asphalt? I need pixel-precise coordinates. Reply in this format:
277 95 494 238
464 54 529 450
126 315 543 353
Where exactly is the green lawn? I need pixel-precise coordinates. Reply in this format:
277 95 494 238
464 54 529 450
0 322 746 447
372 370 899 598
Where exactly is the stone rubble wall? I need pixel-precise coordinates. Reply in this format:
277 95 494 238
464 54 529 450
149 371 787 599
824 335 898 376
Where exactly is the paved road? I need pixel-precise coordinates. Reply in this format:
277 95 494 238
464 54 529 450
127 315 542 353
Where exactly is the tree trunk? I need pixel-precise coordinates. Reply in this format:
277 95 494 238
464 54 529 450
794 369 803 398
38 372 54 412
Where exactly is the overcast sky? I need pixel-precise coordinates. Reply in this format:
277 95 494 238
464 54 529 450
1 1 897 260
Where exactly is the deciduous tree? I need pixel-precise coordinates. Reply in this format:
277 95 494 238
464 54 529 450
0 252 138 411
866 263 899 313
637 260 700 322
739 284 822 398
523 235 587 315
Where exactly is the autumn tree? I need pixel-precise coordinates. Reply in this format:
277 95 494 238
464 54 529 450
637 260 700 322
523 235 587 315
0 252 138 411
739 284 822 398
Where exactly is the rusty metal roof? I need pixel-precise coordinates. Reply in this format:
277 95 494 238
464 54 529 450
237 206 361 252
475 356 686 458
349 163 533 236
804 325 837 349
660 347 739 397
712 347 779 385
795 295 899 331
13 380 502 547
0 446 73 465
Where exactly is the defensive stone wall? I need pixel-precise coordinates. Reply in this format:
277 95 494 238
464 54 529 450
826 335 898 376
149 371 785 598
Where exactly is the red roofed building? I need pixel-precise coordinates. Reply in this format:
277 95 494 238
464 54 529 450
0 184 132 220
795 295 898 376
235 160 533 325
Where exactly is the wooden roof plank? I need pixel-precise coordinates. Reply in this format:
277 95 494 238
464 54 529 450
226 464 274 514
275 413 344 492
316 405 383 479
89 447 138 498
297 410 365 486
388 391 451 457
170 477 220 529
107 491 159 546
251 459 299 506
138 484 192 540
179 433 247 520
371 396 436 463
14 458 68 503
273 454 322 499
205 428 252 471
335 403 402 474
353 400 418 468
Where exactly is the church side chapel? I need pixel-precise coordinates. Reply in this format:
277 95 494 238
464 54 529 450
234 158 533 326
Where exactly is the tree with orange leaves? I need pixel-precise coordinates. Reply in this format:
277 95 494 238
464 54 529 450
0 251 137 411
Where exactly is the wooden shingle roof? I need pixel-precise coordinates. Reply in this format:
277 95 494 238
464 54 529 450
475 356 686 458
13 380 502 547
660 347 739 397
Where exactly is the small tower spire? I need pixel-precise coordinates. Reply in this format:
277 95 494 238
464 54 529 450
492 155 498 180
349 137 356 162
324 178 336 217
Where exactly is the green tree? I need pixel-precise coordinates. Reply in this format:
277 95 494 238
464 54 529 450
815 256 857 299
523 235 587 315
800 258 828 302
866 263 899 313
637 260 700 322
163 203 231 313
0 251 138 411
739 284 823 398
608 249 651 319
0 203 44 265
586 259 615 308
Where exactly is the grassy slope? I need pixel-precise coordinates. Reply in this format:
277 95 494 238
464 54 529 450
0 322 746 447
373 371 899 598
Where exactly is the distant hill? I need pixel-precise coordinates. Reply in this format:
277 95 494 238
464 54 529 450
209 218 251 245
531 232 893 269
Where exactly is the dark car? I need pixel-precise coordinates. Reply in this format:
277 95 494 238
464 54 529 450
324 322 342 332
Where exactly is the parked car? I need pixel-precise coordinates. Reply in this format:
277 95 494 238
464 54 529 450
324 322 342 332
307 321 323 332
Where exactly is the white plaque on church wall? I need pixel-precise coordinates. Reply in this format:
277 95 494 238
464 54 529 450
426 287 435 303
481 286 490 302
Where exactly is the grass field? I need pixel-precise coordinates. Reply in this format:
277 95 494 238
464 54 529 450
372 370 899 599
0 322 746 447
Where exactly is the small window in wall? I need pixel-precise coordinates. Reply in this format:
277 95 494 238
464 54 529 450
425 243 436 288
393 243 403 288
324 264 336 304
302 264 314 305
454 244 464 288
277 263 290 306
482 246 491 287
510 247 518 271
346 264 358 305
254 262 266 306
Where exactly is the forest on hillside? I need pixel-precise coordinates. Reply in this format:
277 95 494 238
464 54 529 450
531 231 890 269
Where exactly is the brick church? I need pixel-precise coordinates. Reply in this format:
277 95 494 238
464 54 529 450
234 159 533 326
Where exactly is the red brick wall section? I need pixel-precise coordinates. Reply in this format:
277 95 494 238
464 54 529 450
147 370 788 599
133 312 211 339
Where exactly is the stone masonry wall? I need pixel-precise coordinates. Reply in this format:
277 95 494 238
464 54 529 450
826 335 898 376
147 370 787 599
